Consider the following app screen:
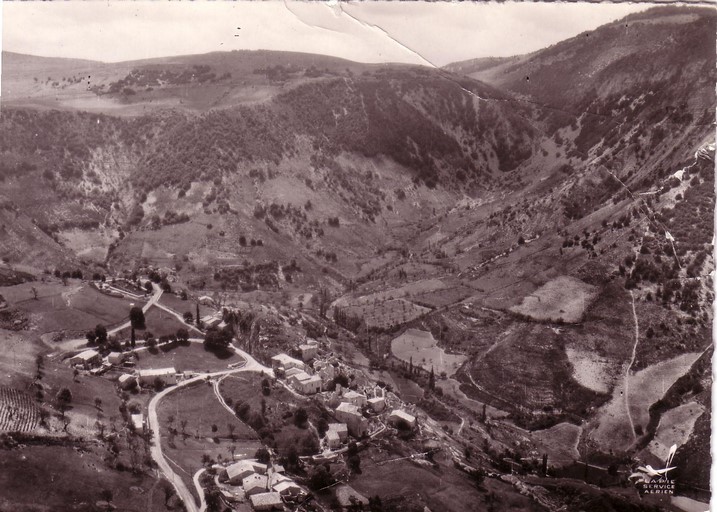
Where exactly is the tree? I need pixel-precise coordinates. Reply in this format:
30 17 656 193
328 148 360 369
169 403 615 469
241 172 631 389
95 324 108 345
428 366 435 391
308 464 334 491
183 311 194 324
255 447 271 464
204 326 232 351
261 378 271 396
31 287 38 300
130 306 146 330
235 402 250 420
294 407 308 428
176 328 189 343
144 281 153 294
57 387 73 405
86 330 97 345
130 326 136 348
196 303 201 328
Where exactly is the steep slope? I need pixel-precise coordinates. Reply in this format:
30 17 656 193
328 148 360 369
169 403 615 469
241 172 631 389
0 61 541 275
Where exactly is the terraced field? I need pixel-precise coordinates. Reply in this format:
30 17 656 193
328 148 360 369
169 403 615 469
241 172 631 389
0 386 39 432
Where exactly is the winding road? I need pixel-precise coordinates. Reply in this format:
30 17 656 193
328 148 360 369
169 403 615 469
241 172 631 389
146 345 273 512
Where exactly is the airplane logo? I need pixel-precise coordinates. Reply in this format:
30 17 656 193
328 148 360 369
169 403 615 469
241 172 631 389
629 444 677 484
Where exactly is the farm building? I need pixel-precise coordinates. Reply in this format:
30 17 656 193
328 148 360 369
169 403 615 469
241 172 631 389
227 460 267 484
198 295 216 306
273 480 304 498
268 471 290 488
289 371 322 394
118 373 137 390
389 410 416 429
201 314 222 329
249 492 283 511
326 430 341 449
368 397 386 412
299 343 318 361
107 352 125 365
334 403 368 437
328 423 348 442
343 390 367 407
285 367 303 378
271 353 304 372
243 474 269 497
131 413 144 431
70 349 101 369
137 367 177 387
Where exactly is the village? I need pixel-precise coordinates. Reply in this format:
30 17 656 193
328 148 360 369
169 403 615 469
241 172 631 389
64 274 424 512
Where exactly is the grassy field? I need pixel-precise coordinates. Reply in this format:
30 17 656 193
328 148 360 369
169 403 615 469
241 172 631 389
509 275 598 323
0 281 134 334
0 443 171 511
158 380 261 500
157 293 214 318
0 330 41 387
135 342 241 373
116 305 188 339
530 422 581 467
391 328 467 377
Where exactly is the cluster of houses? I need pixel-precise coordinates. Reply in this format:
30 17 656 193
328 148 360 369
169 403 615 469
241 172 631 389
222 459 306 510
69 347 182 390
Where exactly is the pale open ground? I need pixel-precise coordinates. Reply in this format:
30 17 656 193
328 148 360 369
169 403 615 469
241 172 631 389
391 328 467 377
627 352 702 433
565 346 615 394
589 352 701 452
647 401 705 462
509 275 598 323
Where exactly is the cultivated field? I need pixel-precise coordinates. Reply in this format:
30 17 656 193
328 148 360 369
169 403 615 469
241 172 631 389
344 299 430 329
135 342 241 373
0 386 39 432
509 276 598 323
391 328 467 377
0 281 134 333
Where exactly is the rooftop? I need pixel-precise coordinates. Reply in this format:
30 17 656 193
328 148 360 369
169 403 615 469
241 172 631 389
137 367 176 377
249 492 283 507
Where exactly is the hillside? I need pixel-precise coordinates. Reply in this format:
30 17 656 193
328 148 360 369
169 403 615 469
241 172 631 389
0 5 714 510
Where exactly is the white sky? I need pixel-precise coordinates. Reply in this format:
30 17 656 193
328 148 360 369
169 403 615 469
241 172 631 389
2 1 658 67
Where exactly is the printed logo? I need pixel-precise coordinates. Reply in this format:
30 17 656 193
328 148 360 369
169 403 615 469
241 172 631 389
629 444 677 495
